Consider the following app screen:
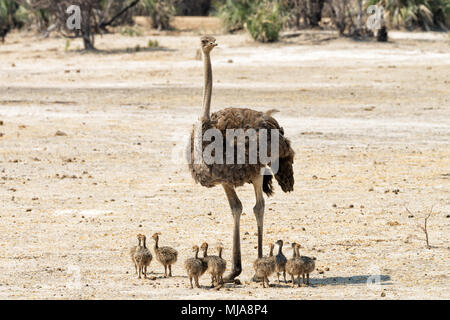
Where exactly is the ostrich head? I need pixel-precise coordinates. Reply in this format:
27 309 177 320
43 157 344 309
200 242 208 251
275 239 283 247
152 232 161 241
192 245 199 252
200 36 217 54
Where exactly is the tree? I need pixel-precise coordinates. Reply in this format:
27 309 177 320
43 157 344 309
307 0 325 26
18 0 142 50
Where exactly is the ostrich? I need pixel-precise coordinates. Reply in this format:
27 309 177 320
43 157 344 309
188 36 295 282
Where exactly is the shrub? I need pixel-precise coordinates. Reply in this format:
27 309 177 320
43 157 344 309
147 38 159 47
216 0 285 42
366 0 450 30
246 0 284 42
140 0 176 30
0 0 29 28
216 0 253 32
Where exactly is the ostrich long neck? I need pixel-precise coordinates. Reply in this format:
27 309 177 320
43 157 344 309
269 246 274 257
194 247 199 259
201 51 212 121
277 244 283 255
154 237 159 250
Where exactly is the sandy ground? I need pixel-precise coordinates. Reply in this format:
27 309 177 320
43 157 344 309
0 25 449 299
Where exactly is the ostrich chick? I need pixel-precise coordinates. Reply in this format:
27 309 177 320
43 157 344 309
285 242 303 287
134 234 153 279
130 234 141 274
152 232 178 277
184 245 204 289
294 243 316 286
253 243 276 288
201 242 226 287
275 239 287 283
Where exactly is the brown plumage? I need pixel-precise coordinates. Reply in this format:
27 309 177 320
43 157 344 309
275 239 287 283
152 232 178 277
184 245 204 289
134 234 153 279
285 242 303 287
187 36 294 282
200 242 226 288
189 107 295 194
294 243 316 286
253 243 276 288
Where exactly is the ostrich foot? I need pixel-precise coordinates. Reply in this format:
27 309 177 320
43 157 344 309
223 269 242 283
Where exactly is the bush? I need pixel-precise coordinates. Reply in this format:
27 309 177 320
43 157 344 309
216 0 253 32
216 0 285 42
140 0 176 30
246 0 284 42
366 0 450 30
147 39 159 47
0 0 29 28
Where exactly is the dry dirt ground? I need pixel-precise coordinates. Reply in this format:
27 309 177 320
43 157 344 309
0 24 449 299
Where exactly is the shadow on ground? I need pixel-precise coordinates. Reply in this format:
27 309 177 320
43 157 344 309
90 47 177 55
313 274 392 286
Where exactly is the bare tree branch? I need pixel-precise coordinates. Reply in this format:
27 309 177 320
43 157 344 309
406 205 435 249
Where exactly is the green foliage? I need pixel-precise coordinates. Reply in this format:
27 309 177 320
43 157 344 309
215 0 253 32
216 0 285 42
140 0 176 30
65 39 71 52
147 38 159 47
246 0 284 42
0 0 29 28
366 0 450 30
120 26 142 36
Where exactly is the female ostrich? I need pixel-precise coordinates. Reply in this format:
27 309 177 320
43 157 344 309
188 36 295 281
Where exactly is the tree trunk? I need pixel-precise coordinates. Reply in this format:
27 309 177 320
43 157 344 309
376 15 388 42
308 0 324 27
376 26 388 42
81 5 95 50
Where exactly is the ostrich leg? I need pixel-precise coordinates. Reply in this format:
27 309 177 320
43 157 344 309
222 184 243 281
251 174 265 281
253 174 265 258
